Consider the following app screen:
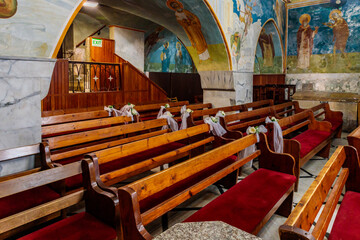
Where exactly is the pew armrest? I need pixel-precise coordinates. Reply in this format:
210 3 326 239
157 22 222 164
309 118 332 132
325 103 343 122
258 134 295 176
81 157 120 234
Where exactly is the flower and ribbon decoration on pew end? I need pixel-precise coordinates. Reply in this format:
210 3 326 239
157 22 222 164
158 110 179 132
203 111 227 137
240 125 268 168
157 103 171 119
118 103 140 121
265 116 283 153
180 105 194 130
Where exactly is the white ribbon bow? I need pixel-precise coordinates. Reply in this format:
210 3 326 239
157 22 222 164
204 116 227 137
118 104 139 121
158 111 179 132
157 106 166 119
104 106 122 117
180 105 190 130
241 125 268 168
265 117 284 153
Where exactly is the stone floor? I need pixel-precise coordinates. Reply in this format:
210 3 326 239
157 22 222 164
146 133 349 240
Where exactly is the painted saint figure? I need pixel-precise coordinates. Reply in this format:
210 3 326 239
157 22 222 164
175 42 183 72
297 14 319 69
230 32 241 68
323 9 350 67
166 0 210 63
258 28 275 67
161 42 171 72
0 0 17 18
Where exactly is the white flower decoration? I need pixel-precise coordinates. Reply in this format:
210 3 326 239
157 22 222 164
220 111 226 116
164 104 170 108
248 127 257 134
271 117 279 122
186 108 193 113
127 103 135 108
211 116 218 123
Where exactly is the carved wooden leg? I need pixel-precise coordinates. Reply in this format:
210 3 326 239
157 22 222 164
317 143 331 159
276 191 293 217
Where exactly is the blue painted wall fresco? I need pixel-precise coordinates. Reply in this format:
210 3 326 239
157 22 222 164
145 28 195 73
287 0 360 73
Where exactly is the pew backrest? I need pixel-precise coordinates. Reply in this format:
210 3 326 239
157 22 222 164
348 125 360 159
242 99 274 111
41 110 111 126
42 116 132 137
279 146 359 240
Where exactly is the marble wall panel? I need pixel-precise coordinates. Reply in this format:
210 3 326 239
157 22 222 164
0 57 55 176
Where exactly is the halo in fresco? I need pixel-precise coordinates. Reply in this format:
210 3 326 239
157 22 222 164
0 0 17 18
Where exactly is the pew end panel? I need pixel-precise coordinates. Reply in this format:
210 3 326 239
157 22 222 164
279 146 359 240
347 125 360 161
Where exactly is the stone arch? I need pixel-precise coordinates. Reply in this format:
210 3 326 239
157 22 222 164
52 0 232 72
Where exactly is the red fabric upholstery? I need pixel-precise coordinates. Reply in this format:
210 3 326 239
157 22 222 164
63 142 186 190
19 212 116 240
324 118 343 132
292 130 331 158
0 186 60 219
329 191 360 240
184 168 296 233
139 155 238 212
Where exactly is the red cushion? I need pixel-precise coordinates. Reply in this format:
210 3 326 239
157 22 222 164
329 191 360 240
0 186 60 219
292 130 331 158
184 168 296 233
139 155 238 213
63 142 186 190
19 212 116 240
324 118 343 132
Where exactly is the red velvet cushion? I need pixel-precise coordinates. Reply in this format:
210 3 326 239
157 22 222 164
19 212 116 240
184 168 296 233
324 118 343 132
292 130 331 158
63 142 186 190
0 186 60 219
139 155 238 213
329 191 360 240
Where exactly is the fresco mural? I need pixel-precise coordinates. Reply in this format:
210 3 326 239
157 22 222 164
254 21 283 74
145 28 195 73
225 0 286 71
0 0 17 18
287 0 360 73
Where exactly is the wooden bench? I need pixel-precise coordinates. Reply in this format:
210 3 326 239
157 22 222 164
308 102 343 138
0 158 120 239
41 110 113 126
136 101 189 121
266 110 333 190
42 116 132 138
241 99 274 111
42 119 171 189
109 133 296 239
273 101 302 117
63 124 213 190
279 145 360 240
347 125 360 157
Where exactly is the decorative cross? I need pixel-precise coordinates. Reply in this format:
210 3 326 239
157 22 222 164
93 76 99 82
108 76 113 82
76 75 82 82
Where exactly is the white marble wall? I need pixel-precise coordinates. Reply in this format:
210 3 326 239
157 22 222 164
0 57 55 176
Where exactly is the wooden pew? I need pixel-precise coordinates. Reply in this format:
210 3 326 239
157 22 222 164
305 102 343 138
273 101 302 117
42 119 170 189
241 99 274 111
42 116 132 138
0 158 120 239
220 105 279 134
279 145 360 240
83 124 213 188
266 110 332 190
106 133 296 239
42 110 112 126
347 125 360 158
136 101 189 121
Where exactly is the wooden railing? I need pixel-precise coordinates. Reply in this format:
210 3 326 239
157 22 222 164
42 58 168 113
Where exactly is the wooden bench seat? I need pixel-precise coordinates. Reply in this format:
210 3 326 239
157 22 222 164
0 159 120 239
136 101 189 121
266 110 333 190
279 146 360 240
108 133 296 239
41 110 112 126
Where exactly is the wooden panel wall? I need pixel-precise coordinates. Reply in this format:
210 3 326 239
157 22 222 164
253 74 285 86
90 37 115 63
42 59 168 114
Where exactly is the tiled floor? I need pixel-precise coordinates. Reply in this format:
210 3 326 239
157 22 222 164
147 133 349 239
